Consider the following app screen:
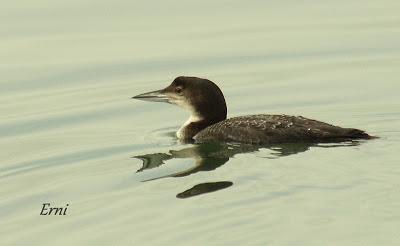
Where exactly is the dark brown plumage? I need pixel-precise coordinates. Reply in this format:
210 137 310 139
133 76 374 144
194 114 372 144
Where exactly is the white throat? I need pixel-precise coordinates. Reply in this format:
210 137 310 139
176 114 203 139
170 97 204 139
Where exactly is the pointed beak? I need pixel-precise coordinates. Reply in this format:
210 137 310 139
132 89 169 103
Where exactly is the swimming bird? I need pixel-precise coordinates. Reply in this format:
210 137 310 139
133 76 373 144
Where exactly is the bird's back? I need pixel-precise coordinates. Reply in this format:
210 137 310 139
194 114 371 144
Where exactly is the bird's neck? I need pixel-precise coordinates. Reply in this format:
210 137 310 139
176 115 223 140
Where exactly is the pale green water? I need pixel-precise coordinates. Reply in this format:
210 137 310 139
1 1 400 245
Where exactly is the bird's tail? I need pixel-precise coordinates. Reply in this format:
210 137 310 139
345 128 377 139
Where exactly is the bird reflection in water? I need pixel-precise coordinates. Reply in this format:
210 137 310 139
176 181 233 199
133 140 360 199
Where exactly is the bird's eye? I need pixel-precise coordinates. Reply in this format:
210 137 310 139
175 87 183 94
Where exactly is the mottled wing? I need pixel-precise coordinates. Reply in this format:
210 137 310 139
194 114 369 144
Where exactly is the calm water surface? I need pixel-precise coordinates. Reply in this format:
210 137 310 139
1 1 400 245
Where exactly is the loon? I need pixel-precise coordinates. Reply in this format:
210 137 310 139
133 76 373 144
